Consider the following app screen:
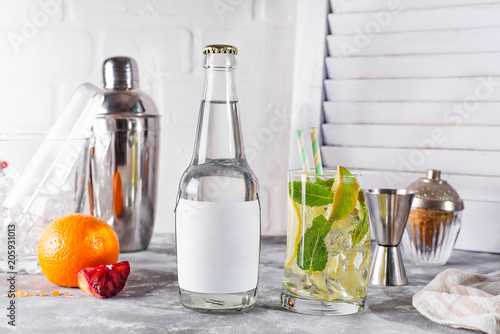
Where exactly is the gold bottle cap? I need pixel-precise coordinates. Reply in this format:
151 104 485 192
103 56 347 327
203 44 238 55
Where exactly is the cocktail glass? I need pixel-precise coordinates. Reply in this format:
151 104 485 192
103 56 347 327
281 168 370 315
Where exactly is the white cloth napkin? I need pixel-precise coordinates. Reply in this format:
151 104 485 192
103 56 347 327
413 269 500 334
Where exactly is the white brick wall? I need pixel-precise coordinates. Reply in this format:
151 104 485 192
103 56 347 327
0 0 297 235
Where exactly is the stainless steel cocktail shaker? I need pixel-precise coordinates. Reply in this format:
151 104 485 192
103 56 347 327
89 57 160 252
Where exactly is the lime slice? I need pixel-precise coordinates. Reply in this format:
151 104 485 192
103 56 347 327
285 199 302 268
328 166 359 221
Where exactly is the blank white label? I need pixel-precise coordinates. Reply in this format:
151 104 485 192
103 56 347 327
176 199 260 294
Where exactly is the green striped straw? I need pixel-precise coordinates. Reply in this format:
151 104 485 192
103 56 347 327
310 127 323 175
295 130 310 174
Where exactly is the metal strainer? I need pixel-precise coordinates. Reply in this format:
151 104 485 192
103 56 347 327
406 169 464 212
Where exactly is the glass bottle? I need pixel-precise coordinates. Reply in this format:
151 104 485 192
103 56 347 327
175 45 260 313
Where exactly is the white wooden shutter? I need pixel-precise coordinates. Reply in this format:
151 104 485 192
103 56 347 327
325 0 500 253
290 0 500 253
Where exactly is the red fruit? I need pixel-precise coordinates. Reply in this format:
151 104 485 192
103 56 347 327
77 261 130 298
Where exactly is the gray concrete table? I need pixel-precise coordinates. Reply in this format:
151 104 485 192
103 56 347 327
1 234 498 333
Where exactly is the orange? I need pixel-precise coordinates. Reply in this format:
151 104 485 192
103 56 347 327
38 213 119 287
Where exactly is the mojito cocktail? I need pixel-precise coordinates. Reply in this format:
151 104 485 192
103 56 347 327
281 166 370 315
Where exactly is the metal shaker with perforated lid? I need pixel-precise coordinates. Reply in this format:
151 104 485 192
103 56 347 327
89 57 160 252
401 169 464 265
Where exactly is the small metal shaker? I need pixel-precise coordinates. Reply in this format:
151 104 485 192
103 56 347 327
89 57 160 252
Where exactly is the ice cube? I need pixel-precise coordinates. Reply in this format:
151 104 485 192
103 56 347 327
21 226 44 255
325 229 352 255
0 167 20 205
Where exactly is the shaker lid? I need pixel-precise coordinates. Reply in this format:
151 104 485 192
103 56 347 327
99 57 160 118
406 169 464 212
103 57 139 90
203 44 238 55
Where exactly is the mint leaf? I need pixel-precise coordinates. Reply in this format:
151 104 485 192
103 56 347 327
352 203 369 247
289 181 334 207
316 177 335 189
297 215 331 272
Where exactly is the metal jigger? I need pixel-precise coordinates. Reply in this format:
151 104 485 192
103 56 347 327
365 189 415 286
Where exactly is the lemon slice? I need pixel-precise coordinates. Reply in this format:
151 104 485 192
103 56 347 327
328 166 359 221
309 271 328 292
326 253 340 278
285 199 302 268
336 252 363 297
289 258 306 276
